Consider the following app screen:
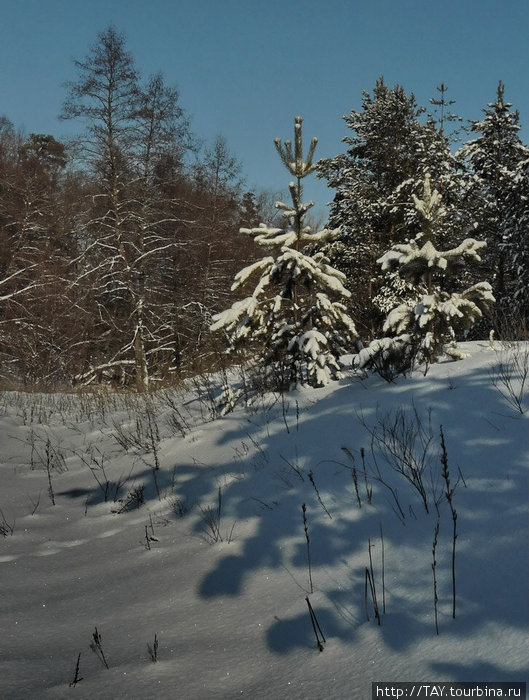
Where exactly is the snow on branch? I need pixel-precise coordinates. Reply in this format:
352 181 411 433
210 116 358 388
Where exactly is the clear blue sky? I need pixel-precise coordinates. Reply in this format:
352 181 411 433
1 0 528 213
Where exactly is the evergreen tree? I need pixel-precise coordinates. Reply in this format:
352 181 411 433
428 82 463 141
237 191 260 229
317 77 470 338
501 156 529 329
211 117 358 388
457 82 529 307
357 175 495 375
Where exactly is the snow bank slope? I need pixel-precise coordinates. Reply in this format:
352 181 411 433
0 341 527 698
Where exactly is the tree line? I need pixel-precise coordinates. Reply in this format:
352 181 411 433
1 26 527 389
0 26 278 389
317 78 528 342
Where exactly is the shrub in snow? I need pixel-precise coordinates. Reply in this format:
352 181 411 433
355 334 417 382
356 175 494 376
211 117 358 388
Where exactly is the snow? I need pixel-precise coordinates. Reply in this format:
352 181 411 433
231 257 275 291
378 239 487 278
0 342 527 698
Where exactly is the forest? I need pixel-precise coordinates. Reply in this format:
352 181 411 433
1 24 527 390
0 24 527 698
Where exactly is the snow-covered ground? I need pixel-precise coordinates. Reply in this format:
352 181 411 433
0 341 527 699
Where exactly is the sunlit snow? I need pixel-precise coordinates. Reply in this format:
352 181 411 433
0 342 527 698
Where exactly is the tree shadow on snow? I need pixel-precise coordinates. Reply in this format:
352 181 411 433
266 604 348 653
194 356 527 669
431 659 527 685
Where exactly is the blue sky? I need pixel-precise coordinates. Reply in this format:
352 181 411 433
1 0 528 213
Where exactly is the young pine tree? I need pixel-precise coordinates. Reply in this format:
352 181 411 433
356 175 495 375
211 117 358 388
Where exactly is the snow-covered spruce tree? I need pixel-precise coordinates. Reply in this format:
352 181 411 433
317 78 473 338
316 79 427 336
501 156 529 330
356 175 495 376
210 117 358 388
457 82 529 308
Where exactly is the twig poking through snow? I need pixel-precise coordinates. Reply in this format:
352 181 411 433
367 540 381 625
90 627 109 669
380 522 386 614
440 426 457 619
432 516 440 635
302 503 314 594
305 597 326 651
148 634 158 662
68 652 83 687
308 470 332 519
